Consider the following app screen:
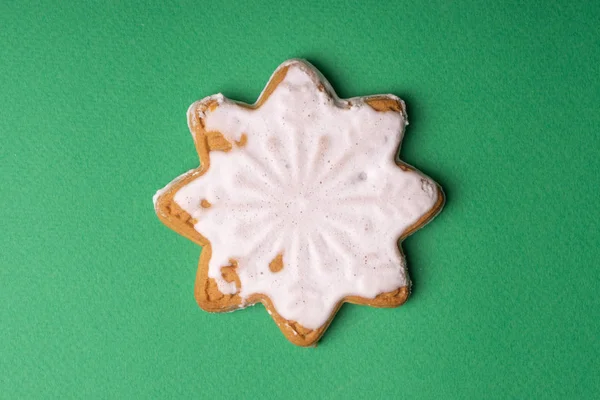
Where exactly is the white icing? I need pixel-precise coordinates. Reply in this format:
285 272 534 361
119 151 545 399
171 60 439 329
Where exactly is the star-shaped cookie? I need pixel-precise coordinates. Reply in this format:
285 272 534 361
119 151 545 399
153 59 444 346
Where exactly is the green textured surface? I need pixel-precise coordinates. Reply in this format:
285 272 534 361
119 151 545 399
2 1 599 398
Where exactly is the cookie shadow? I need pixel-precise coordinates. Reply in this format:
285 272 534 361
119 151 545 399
397 94 449 301
315 303 355 347
301 56 352 98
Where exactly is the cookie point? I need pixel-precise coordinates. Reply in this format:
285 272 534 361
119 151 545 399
152 189 162 209
279 58 311 69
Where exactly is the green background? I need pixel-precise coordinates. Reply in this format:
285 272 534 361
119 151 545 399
2 1 599 398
